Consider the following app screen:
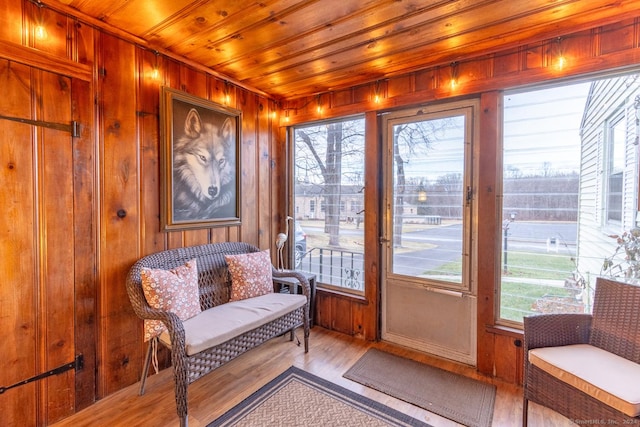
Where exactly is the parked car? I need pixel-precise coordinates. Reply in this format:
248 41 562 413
294 222 307 268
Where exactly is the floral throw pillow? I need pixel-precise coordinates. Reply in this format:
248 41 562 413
141 258 201 341
225 250 274 301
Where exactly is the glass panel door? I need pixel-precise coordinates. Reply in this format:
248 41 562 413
381 100 478 365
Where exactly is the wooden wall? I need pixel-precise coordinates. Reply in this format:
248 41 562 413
284 17 640 383
0 1 281 425
1 0 640 425
0 59 82 427
91 25 281 399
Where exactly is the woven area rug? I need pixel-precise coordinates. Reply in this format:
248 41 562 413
208 366 432 427
344 349 496 427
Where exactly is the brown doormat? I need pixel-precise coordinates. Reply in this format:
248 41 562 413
209 366 433 427
344 349 496 427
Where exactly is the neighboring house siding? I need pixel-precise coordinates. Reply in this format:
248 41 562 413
577 76 639 282
623 101 639 226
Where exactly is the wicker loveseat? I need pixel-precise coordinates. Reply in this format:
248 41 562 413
126 242 310 427
523 277 640 426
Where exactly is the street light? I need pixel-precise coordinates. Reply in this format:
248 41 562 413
416 181 427 215
503 212 517 274
417 184 427 203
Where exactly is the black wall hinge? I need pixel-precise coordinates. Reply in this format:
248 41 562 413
0 113 74 134
0 354 83 395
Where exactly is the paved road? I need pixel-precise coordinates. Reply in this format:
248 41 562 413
507 221 577 243
300 221 578 279
401 221 577 253
394 221 577 276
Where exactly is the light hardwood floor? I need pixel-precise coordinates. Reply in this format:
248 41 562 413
52 327 573 427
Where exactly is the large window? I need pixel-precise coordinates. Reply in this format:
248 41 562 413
499 73 639 325
292 116 366 294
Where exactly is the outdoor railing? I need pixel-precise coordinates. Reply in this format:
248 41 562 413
298 247 364 292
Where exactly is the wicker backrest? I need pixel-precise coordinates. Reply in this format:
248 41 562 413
590 277 640 363
126 242 261 315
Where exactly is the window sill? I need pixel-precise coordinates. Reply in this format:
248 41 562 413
485 324 523 339
316 286 367 303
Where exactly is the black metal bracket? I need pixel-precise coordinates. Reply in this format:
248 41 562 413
0 354 83 395
0 113 77 135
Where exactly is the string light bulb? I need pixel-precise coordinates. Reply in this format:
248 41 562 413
373 80 382 104
35 25 47 40
223 81 231 105
33 1 47 40
555 37 566 71
449 62 459 90
151 51 160 80
284 109 290 123
316 94 322 114
557 55 566 70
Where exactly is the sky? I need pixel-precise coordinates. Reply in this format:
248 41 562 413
294 76 634 186
503 82 592 175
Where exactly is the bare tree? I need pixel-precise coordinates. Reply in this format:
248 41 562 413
391 117 459 246
295 115 457 249
392 125 407 247
296 120 364 246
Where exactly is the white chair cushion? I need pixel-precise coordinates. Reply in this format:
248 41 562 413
160 292 306 356
529 344 640 417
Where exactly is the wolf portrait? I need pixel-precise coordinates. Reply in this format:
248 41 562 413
172 107 236 221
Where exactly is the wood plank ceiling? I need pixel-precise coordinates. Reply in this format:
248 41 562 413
55 0 640 99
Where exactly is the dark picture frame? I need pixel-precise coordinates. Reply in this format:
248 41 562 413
160 87 241 231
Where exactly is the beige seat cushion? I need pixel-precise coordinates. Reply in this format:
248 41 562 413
160 292 306 356
529 344 640 417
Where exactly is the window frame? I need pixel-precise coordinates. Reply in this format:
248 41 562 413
289 115 367 296
497 71 640 327
604 108 626 227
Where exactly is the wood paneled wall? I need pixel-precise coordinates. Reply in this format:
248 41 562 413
1 0 640 425
0 60 78 427
283 16 640 382
93 25 281 399
0 1 281 425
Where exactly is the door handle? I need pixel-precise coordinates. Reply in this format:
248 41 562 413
421 284 464 298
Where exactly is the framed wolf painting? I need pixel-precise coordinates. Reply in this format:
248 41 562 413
160 87 241 230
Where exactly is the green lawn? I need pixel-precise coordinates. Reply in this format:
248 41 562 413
500 252 579 322
502 251 575 280
304 224 582 323
425 250 579 322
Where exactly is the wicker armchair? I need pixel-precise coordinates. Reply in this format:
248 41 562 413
523 277 640 426
126 242 310 427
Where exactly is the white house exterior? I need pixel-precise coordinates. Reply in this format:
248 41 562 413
577 75 640 283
